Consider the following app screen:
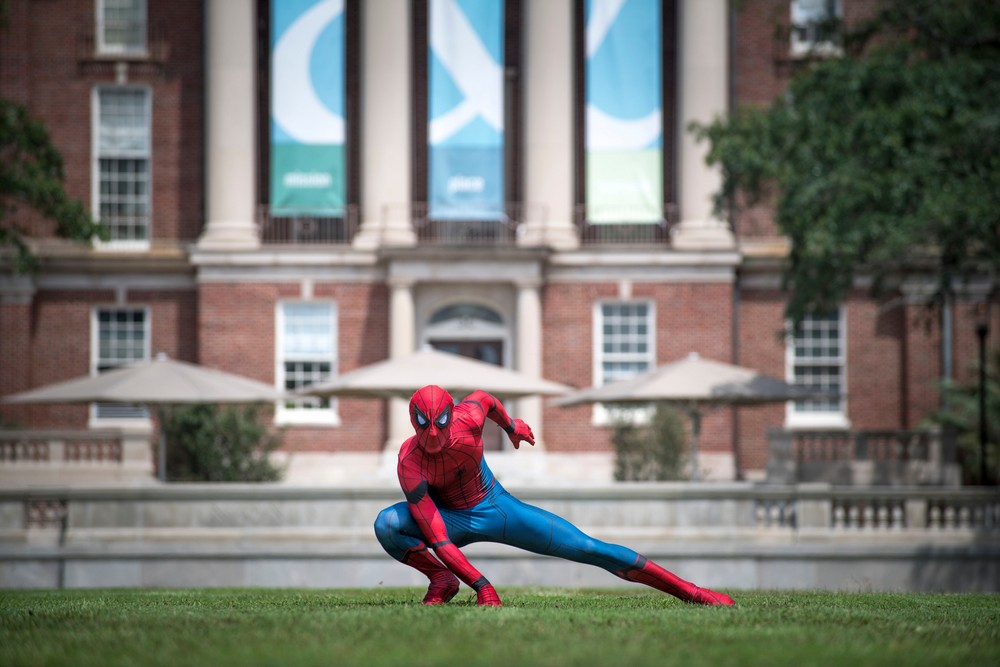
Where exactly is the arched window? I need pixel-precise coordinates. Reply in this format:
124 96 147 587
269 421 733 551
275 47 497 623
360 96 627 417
429 304 504 326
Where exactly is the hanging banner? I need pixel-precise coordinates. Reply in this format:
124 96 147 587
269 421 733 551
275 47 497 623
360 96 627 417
585 0 662 223
270 0 345 214
429 0 505 220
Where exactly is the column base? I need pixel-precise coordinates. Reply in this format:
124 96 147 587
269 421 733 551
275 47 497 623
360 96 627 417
352 218 417 250
671 219 735 250
196 221 260 250
517 220 579 250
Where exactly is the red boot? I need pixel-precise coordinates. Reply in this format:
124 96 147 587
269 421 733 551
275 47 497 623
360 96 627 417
423 571 460 605
688 587 735 606
402 545 460 605
618 555 735 606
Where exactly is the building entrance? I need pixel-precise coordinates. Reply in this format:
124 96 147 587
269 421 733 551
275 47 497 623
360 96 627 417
428 339 505 451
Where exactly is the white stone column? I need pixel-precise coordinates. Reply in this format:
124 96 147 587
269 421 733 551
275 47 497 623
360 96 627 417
385 277 417 456
520 0 578 250
672 0 734 250
198 0 260 250
353 0 416 249
515 279 546 453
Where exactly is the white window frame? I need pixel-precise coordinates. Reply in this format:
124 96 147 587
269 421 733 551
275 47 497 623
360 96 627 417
785 308 850 430
89 305 152 427
96 0 148 57
592 299 656 426
790 0 843 58
91 85 153 251
275 301 340 426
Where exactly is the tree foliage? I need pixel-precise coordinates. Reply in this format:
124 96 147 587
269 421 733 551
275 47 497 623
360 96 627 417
0 99 108 273
162 404 285 482
693 0 1000 324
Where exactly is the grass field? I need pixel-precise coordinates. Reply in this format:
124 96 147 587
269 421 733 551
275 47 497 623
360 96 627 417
1 588 998 667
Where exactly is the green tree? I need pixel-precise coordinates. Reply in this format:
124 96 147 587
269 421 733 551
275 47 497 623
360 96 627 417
163 404 285 482
692 0 1000 324
0 100 109 273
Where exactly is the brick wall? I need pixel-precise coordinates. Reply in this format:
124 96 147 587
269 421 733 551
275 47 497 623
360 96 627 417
0 0 204 243
198 282 389 453
0 287 197 430
542 281 735 455
734 288 787 472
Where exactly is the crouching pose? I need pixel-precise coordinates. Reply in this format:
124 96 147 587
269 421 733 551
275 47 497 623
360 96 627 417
374 385 735 607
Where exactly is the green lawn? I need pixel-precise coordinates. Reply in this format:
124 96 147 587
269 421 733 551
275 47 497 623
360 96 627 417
1 588 998 667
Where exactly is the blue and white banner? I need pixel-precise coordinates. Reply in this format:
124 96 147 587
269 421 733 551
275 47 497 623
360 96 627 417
429 0 505 220
586 0 662 223
270 0 345 214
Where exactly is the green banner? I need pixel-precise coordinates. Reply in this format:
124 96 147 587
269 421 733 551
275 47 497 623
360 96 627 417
585 0 662 223
270 0 345 215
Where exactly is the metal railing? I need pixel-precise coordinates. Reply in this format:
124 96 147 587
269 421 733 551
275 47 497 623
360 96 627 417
574 203 677 246
256 201 690 248
410 202 540 247
257 205 360 245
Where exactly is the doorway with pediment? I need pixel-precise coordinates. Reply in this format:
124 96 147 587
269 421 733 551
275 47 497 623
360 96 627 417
420 300 512 451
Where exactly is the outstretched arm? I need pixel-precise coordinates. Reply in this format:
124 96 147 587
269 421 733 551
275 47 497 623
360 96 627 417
463 390 535 449
398 460 502 605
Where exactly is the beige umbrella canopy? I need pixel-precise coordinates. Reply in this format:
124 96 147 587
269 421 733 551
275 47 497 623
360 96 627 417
298 347 571 400
3 353 287 481
553 352 828 480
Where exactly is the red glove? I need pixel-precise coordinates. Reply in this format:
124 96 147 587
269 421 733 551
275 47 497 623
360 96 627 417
507 418 535 449
476 583 502 606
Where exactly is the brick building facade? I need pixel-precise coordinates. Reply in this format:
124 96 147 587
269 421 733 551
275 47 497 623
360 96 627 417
1 0 995 484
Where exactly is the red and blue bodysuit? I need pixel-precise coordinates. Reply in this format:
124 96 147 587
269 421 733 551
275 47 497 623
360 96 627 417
374 385 734 606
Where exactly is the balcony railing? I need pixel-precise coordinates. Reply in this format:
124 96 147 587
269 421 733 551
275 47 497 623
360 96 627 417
410 202 540 247
767 429 957 486
257 205 360 245
256 202 686 248
574 203 677 246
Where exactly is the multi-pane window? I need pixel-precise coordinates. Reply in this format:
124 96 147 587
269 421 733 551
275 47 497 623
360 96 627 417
98 0 147 55
597 301 655 385
93 307 149 420
787 311 846 424
277 302 337 423
95 87 151 245
790 0 843 56
593 301 654 423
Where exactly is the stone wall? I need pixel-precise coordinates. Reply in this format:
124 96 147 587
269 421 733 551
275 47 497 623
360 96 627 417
1 483 997 593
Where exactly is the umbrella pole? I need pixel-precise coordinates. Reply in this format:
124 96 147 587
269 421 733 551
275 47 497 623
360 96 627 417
689 409 701 482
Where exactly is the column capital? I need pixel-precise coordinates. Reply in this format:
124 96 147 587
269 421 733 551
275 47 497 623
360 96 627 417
386 275 417 290
514 276 543 291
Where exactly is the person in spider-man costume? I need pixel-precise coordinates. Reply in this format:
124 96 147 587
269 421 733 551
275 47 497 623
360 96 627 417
374 384 735 607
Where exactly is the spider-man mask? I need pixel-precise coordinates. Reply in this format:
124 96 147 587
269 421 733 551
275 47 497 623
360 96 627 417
409 385 454 454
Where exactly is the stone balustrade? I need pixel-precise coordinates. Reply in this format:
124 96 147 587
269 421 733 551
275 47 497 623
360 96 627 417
0 429 154 486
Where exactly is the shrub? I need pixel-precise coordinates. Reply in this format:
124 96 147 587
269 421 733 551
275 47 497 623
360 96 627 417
927 346 999 485
162 404 284 482
611 404 687 481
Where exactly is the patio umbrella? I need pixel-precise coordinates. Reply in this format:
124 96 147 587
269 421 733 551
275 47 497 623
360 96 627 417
3 353 287 481
553 352 827 480
298 347 571 400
